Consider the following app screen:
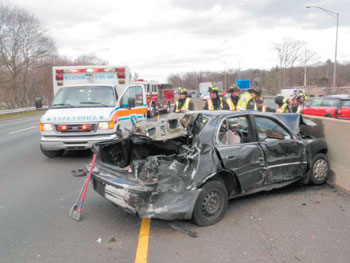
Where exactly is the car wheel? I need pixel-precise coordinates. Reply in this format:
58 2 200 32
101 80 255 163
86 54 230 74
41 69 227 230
310 153 330 185
324 114 333 118
40 146 64 158
192 180 228 226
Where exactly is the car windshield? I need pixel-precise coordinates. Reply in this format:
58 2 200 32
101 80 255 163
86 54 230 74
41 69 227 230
321 99 340 107
310 99 322 107
51 86 116 108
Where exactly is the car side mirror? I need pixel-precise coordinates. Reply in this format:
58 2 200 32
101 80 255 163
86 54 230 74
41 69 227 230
266 130 285 140
128 97 136 108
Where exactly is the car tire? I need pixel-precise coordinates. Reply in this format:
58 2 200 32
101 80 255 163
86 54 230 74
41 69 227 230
40 146 64 158
324 114 333 118
310 153 330 185
192 180 228 226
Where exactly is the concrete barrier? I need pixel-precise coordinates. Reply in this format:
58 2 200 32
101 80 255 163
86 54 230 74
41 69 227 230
302 116 350 193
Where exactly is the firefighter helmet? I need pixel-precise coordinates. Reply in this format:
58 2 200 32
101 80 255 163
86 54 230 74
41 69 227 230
178 87 188 95
228 84 240 92
208 85 220 93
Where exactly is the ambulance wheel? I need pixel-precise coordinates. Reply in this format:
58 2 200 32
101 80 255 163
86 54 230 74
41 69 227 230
40 146 64 158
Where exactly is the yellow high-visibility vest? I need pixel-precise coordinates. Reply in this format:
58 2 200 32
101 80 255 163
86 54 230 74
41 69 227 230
207 98 223 110
225 97 236 111
175 98 192 112
276 103 289 114
237 93 257 111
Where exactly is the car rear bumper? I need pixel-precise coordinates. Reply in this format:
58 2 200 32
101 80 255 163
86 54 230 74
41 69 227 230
89 164 200 220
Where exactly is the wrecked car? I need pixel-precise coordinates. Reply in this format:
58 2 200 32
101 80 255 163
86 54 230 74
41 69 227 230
87 111 330 226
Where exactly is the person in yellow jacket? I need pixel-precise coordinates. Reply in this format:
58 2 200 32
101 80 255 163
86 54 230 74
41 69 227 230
174 87 194 112
224 84 240 111
237 86 261 111
275 96 292 113
203 86 227 110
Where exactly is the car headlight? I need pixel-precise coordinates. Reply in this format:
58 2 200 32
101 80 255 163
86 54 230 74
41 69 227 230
98 121 114 130
40 123 54 131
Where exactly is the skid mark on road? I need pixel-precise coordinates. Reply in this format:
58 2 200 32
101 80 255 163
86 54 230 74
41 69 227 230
135 218 151 263
8 126 37 134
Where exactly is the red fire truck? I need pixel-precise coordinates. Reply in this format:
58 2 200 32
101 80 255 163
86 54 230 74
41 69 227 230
135 80 175 117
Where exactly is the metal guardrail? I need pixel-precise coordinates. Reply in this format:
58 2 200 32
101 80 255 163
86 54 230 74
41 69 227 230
0 106 48 115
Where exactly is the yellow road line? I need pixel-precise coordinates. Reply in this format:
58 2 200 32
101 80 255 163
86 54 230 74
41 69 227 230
135 218 151 263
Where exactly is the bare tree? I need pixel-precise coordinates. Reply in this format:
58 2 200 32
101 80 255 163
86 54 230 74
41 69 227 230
74 54 108 66
0 3 56 107
274 39 304 88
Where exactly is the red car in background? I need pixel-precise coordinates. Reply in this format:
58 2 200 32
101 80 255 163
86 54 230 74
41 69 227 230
303 95 350 120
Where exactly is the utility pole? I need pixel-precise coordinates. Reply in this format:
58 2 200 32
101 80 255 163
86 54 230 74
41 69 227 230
306 6 339 89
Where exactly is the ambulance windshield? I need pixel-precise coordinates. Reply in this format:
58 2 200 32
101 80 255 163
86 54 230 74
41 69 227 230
51 86 116 108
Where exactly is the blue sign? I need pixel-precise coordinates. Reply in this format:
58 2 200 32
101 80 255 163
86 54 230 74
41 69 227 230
235 79 250 90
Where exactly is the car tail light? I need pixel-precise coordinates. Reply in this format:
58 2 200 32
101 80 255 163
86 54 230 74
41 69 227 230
94 68 105 72
58 125 68 131
116 67 125 72
56 74 64 81
56 69 63 73
117 73 125 78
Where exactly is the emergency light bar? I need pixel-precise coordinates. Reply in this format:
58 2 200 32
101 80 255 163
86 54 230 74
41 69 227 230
55 67 125 74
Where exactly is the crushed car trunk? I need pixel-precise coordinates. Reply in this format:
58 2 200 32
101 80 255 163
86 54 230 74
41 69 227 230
90 114 209 220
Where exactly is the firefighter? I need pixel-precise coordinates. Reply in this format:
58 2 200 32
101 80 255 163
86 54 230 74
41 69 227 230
224 84 241 111
275 95 292 113
203 86 227 110
237 86 261 111
257 97 267 112
174 87 194 112
291 93 307 113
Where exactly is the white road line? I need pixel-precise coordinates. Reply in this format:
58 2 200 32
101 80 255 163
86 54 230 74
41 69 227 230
8 126 37 135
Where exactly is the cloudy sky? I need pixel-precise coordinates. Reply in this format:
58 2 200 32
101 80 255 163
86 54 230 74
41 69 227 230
8 0 350 82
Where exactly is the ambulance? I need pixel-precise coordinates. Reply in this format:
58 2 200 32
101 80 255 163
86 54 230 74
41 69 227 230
39 65 148 158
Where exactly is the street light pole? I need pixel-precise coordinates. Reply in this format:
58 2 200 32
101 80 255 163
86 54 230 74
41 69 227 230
306 6 339 89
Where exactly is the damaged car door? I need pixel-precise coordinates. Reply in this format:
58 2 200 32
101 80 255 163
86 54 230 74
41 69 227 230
215 115 266 193
253 115 306 184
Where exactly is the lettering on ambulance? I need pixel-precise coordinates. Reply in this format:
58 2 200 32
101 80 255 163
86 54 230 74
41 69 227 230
93 74 115 80
49 116 98 122
64 75 86 81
